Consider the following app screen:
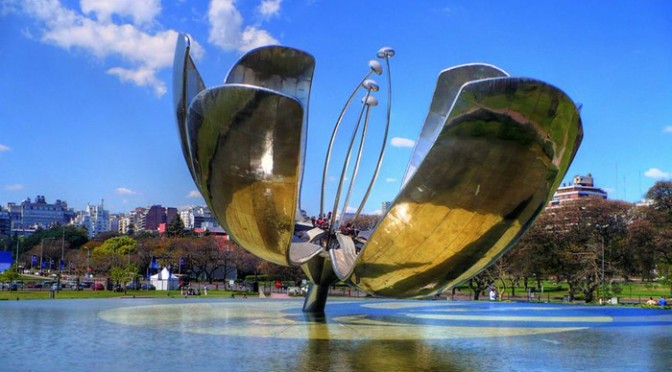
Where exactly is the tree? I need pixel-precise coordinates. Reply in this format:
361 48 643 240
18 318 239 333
468 274 489 300
0 264 20 283
509 211 565 292
504 197 632 302
91 236 136 273
646 181 672 213
109 264 138 288
230 244 262 281
92 231 121 242
20 225 88 258
166 215 186 238
188 236 230 283
257 260 305 284
346 214 381 231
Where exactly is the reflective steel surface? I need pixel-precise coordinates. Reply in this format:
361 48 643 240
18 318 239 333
350 77 582 297
172 35 583 311
402 64 509 187
224 46 315 214
174 35 315 266
187 85 303 265
173 34 206 182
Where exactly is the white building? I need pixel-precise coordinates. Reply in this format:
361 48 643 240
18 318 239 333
75 201 111 238
179 206 219 229
381 201 392 215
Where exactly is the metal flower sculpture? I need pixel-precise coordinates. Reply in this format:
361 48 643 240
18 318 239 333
173 34 583 313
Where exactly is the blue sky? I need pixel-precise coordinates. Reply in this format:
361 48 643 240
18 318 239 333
1 0 671 216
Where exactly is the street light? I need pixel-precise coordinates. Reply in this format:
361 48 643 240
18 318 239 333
40 237 56 273
595 224 609 303
61 225 66 273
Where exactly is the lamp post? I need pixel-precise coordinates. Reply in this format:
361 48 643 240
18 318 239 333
15 217 23 273
61 225 66 273
86 247 91 276
596 224 609 303
40 237 56 274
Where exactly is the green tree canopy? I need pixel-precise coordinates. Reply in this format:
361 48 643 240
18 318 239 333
646 181 672 214
96 236 136 255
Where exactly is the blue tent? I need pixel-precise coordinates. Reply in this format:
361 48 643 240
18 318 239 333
0 251 13 272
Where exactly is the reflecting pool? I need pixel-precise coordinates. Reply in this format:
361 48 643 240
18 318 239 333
2 298 672 371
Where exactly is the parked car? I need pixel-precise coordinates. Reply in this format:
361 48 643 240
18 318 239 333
92 283 105 291
141 283 156 291
126 282 141 290
25 281 38 288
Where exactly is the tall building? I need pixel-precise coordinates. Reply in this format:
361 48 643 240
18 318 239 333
74 200 111 238
6 195 75 231
109 214 120 233
381 201 392 215
0 208 10 237
118 215 132 234
132 205 178 232
549 174 608 207
179 206 219 229
145 205 177 231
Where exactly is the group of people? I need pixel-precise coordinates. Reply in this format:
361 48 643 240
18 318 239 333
311 212 333 230
181 285 203 296
645 296 669 307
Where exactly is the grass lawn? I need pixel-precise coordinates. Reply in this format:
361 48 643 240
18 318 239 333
0 286 257 301
453 280 672 304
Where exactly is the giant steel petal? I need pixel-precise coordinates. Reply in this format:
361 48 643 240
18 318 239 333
348 77 583 297
402 64 509 187
186 85 304 266
173 33 206 184
225 46 316 216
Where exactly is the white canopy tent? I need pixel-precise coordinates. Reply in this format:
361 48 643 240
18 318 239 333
150 267 179 290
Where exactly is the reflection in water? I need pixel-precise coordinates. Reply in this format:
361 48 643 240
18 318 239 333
3 299 672 371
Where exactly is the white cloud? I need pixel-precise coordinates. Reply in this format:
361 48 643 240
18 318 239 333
208 0 278 52
0 144 10 152
80 0 160 26
391 137 415 148
9 0 198 96
257 0 281 18
186 190 202 198
107 66 166 96
644 168 670 180
385 178 397 183
663 126 672 133
116 187 138 195
5 184 23 191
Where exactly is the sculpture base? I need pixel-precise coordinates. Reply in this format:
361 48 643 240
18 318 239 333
302 282 332 313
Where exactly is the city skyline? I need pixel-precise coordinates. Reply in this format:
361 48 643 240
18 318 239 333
1 1 671 215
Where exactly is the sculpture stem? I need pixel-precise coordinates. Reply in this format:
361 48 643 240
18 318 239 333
353 57 392 222
320 71 374 218
338 104 372 228
329 90 371 237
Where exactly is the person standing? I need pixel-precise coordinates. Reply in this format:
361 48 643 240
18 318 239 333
658 296 667 307
50 283 58 299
